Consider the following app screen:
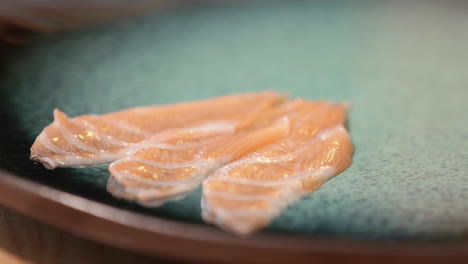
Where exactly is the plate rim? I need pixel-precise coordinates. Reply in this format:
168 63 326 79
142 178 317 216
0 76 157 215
0 169 467 263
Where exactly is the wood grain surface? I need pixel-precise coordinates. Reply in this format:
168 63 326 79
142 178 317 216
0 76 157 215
0 206 178 264
0 169 467 264
1 201 467 264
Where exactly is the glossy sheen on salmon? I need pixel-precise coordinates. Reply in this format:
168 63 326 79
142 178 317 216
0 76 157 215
201 100 353 235
107 110 292 206
30 91 284 169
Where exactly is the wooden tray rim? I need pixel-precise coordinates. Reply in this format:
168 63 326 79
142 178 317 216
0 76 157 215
0 169 467 263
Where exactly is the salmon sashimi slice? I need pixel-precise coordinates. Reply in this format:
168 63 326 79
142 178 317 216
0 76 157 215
107 105 294 206
30 91 285 169
201 100 353 235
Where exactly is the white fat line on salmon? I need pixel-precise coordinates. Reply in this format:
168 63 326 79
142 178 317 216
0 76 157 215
132 135 221 151
201 202 293 236
88 115 152 137
110 161 220 187
107 176 193 206
34 133 125 169
202 206 295 235
317 125 347 140
201 193 304 230
123 121 236 151
203 193 302 218
216 125 345 173
111 171 192 186
54 116 106 154
212 166 336 186
202 188 296 202
133 137 220 151
142 121 236 142
80 120 131 147
206 207 276 218
38 131 77 156
184 121 236 134
128 143 197 152
50 154 123 168
113 156 216 170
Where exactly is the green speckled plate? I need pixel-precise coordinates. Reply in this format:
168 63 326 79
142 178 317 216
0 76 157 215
0 1 467 262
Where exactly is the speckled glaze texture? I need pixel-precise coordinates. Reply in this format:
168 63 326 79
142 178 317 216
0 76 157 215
0 1 467 239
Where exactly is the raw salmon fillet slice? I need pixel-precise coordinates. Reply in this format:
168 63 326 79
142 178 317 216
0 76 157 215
107 102 296 206
29 92 354 236
30 91 284 169
201 99 353 235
